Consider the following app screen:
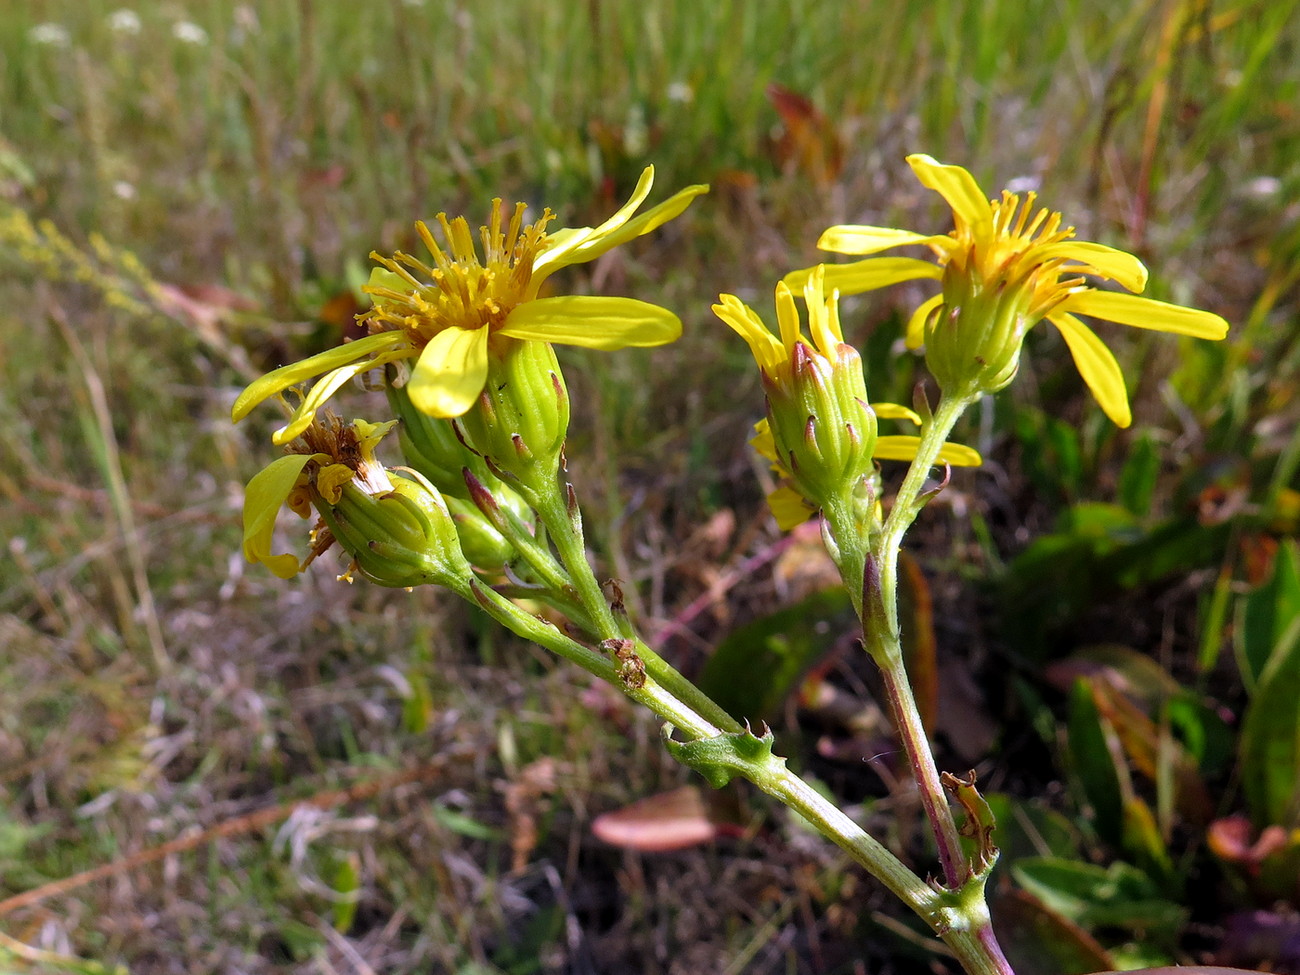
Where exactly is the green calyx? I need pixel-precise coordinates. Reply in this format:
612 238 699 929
317 474 472 588
765 340 878 511
456 337 571 484
388 380 496 500
924 268 1035 400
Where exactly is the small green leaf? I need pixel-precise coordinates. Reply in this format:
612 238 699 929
1240 611 1300 828
1117 432 1159 517
698 589 853 724
1011 857 1186 935
331 853 361 933
432 804 504 841
662 724 785 789
1237 538 1300 692
1066 679 1123 846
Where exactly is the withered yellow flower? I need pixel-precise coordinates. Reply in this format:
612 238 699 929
786 154 1229 427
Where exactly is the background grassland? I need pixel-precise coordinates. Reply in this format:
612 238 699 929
1 0 1298 972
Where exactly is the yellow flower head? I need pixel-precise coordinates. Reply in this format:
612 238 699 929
714 267 980 527
786 154 1229 426
714 268 878 511
233 167 708 441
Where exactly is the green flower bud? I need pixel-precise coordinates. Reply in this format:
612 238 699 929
318 473 472 589
456 338 570 484
763 339 878 513
443 494 515 571
388 379 491 500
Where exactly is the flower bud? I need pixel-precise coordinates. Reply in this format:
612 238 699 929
763 339 878 512
317 473 472 589
456 338 570 484
443 494 515 571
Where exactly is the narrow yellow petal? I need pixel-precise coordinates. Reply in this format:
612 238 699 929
242 453 326 578
905 154 992 231
874 436 981 466
714 296 785 374
407 326 490 418
271 348 411 445
232 332 408 422
803 267 841 355
1037 241 1148 293
749 419 781 465
1050 313 1132 428
874 402 922 424
774 281 802 351
500 295 682 349
935 441 983 466
1062 290 1229 339
588 165 656 240
817 225 944 255
784 258 941 297
767 485 816 531
906 293 945 349
532 182 708 283
533 167 655 274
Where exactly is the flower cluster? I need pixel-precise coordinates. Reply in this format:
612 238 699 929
235 154 1229 581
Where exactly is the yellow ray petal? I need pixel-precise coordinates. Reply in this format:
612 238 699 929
500 295 682 349
817 225 946 255
873 402 922 424
271 348 411 445
774 281 801 351
406 326 490 418
586 165 657 240
767 485 816 531
532 167 656 274
874 436 982 466
749 419 781 465
232 332 408 422
784 257 940 295
532 182 709 282
1050 313 1132 428
714 296 785 373
242 453 327 578
906 293 945 349
1062 290 1229 339
1037 241 1148 293
905 154 992 231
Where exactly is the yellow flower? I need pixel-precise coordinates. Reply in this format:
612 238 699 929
714 267 979 529
786 154 1229 427
233 167 707 441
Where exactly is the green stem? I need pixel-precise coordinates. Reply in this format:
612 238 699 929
824 391 977 891
874 390 976 890
457 563 1011 975
522 467 745 734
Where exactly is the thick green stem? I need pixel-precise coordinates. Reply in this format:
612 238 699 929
830 390 978 891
